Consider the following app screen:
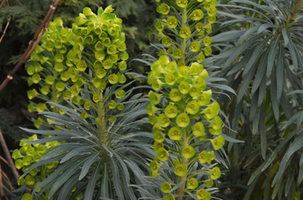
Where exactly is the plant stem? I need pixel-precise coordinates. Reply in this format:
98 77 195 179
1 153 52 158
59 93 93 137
0 129 20 180
177 130 189 200
97 90 107 145
180 7 187 63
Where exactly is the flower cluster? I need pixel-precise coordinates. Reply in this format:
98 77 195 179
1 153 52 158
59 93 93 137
148 0 223 199
12 135 61 200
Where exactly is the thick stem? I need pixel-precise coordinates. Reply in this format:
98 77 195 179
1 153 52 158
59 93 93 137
180 7 187 63
97 91 107 145
0 129 20 180
177 130 189 200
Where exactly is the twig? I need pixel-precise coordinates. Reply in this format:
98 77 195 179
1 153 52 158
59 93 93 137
0 0 10 44
0 0 61 93
0 0 6 11
0 129 19 180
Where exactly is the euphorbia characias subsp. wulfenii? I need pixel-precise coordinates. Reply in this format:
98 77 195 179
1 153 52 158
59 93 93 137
148 0 224 199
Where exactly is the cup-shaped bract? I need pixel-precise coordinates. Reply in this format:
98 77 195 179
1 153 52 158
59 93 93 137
169 89 182 102
186 100 200 115
198 90 212 106
203 101 220 120
162 36 172 47
176 0 187 8
197 189 211 200
149 91 162 105
147 103 159 116
192 122 205 136
187 178 199 190
179 81 190 94
192 9 204 21
203 36 212 46
182 145 196 159
154 130 165 143
180 27 191 38
205 179 213 188
210 166 221 180
161 182 171 193
115 89 126 99
173 48 183 59
164 105 178 118
176 113 190 128
174 164 187 176
153 141 164 152
157 3 170 15
168 127 182 140
157 113 170 127
164 194 175 200
156 148 169 161
167 16 178 29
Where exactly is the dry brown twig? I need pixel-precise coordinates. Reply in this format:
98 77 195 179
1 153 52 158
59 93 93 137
0 0 61 93
0 0 10 44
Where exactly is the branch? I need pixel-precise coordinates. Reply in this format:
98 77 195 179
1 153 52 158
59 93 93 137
0 0 6 11
0 0 10 44
0 0 61 93
0 129 19 180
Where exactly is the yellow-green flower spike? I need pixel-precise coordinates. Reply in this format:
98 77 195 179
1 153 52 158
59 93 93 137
164 194 175 200
168 127 182 140
156 148 169 161
186 100 200 115
80 112 88 119
197 189 211 200
93 93 100 103
29 168 38 176
164 105 178 118
182 146 196 159
203 101 220 119
187 178 199 190
169 89 182 102
176 113 190 128
197 53 205 63
190 84 202 97
210 166 221 180
204 46 212 56
204 23 212 34
211 135 225 150
208 16 217 23
25 175 35 186
108 74 119 84
149 115 158 125
167 16 178 29
18 177 25 186
174 164 187 176
161 182 171 193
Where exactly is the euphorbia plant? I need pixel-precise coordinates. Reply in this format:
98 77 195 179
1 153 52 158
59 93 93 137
146 0 225 199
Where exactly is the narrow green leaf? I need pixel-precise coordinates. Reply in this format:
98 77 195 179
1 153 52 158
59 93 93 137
259 106 267 159
281 28 289 46
263 166 272 200
298 163 303 185
58 173 79 200
100 164 109 198
212 31 244 43
222 133 244 143
258 74 267 107
285 167 294 197
243 36 272 76
244 174 261 200
237 25 260 44
266 36 280 78
272 134 303 186
272 178 283 199
84 158 102 200
237 65 256 103
252 107 260 135
251 50 268 95
276 43 284 101
223 34 265 69
288 39 298 71
60 146 93 163
110 156 125 200
258 24 278 34
79 152 101 180
48 156 89 198
227 47 254 76
270 67 279 121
